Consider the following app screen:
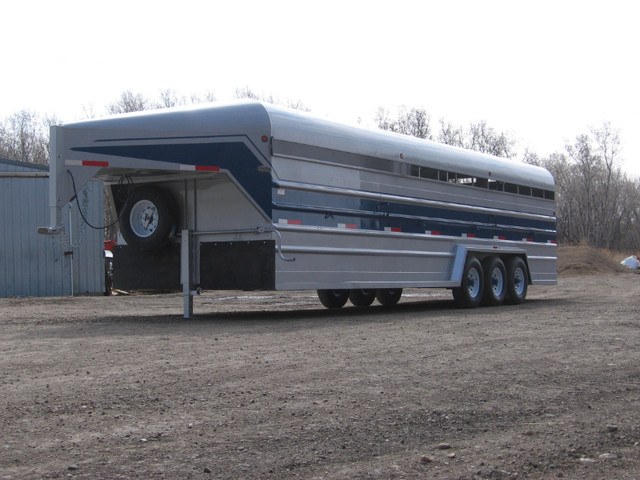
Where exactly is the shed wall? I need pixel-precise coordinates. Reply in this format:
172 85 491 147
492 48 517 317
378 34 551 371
0 159 103 297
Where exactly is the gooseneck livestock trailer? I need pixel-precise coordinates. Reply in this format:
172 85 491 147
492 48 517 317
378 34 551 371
43 101 557 317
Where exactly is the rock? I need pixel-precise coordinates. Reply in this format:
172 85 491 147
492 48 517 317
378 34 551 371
448 452 456 458
579 457 596 464
437 442 452 450
420 455 433 464
606 425 618 432
204 466 212 473
599 453 617 460
67 465 79 471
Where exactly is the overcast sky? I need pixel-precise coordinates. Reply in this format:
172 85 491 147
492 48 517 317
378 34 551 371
3 0 638 175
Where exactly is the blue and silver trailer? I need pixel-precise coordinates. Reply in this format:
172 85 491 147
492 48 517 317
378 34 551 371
44 101 557 317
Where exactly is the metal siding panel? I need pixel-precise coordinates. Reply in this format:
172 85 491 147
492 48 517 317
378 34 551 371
68 181 103 295
29 179 42 295
0 174 103 298
9 178 22 296
0 180 8 296
34 181 53 296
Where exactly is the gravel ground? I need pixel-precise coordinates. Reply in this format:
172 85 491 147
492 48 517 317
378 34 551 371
1 271 639 479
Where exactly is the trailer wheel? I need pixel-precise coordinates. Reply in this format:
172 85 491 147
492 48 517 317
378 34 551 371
120 186 178 251
375 288 403 306
481 256 507 306
505 256 528 305
317 289 349 309
349 289 376 307
453 256 484 308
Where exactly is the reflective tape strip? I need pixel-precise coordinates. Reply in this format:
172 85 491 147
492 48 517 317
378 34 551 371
278 219 302 225
179 165 220 171
65 160 108 167
338 223 357 229
385 227 401 232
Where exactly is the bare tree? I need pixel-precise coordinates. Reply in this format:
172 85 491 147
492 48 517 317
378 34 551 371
106 90 150 114
375 106 433 139
158 89 187 108
539 123 639 250
233 86 309 111
189 91 217 104
374 107 396 132
466 120 515 158
234 86 261 100
0 110 55 165
437 119 465 148
376 106 514 158
397 107 432 140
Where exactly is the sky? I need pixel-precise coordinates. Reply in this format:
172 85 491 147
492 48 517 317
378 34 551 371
3 0 639 176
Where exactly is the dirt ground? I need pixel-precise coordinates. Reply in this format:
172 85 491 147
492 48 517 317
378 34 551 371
1 247 639 479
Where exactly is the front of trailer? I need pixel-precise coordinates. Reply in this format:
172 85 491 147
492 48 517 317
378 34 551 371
44 102 281 317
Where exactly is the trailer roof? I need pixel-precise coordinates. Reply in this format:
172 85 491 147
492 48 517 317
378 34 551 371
64 101 554 190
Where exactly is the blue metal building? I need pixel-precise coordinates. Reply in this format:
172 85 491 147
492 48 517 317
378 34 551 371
0 158 103 297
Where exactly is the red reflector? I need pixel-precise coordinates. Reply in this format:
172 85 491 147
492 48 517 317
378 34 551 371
83 160 108 167
288 219 302 225
195 166 220 172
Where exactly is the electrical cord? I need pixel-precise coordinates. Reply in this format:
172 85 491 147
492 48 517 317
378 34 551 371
67 169 134 230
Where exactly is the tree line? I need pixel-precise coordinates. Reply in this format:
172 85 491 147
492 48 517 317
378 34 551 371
1 89 638 252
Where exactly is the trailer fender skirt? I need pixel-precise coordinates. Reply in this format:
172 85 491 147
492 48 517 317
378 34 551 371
450 245 468 284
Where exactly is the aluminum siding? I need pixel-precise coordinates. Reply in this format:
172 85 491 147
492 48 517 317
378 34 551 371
0 160 103 297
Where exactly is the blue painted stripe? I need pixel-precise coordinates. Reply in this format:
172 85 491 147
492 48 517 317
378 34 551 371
272 187 556 243
71 141 273 215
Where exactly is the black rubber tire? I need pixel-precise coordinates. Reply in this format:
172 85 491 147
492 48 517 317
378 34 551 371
349 289 376 307
120 186 177 251
452 256 484 308
317 289 349 309
375 288 403 306
505 256 529 305
481 256 507 306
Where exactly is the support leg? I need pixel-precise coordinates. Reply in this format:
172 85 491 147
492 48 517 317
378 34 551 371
181 229 193 319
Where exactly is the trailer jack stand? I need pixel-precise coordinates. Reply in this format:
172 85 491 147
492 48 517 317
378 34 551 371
180 229 200 319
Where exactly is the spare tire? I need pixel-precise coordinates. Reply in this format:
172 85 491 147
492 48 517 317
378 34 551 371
120 186 178 251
